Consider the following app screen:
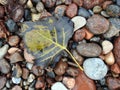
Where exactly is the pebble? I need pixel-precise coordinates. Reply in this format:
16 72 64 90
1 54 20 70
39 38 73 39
113 36 120 66
0 5 5 18
36 2 44 13
76 43 102 57
78 7 91 18
102 1 113 10
116 0 120 6
54 59 68 76
12 85 22 90
63 77 75 89
102 40 113 54
8 47 21 54
0 59 10 74
26 62 33 70
51 82 68 90
73 29 86 42
31 13 41 21
32 66 44 76
35 77 45 89
22 68 29 79
93 6 102 13
0 44 9 59
24 49 35 63
54 5 66 18
73 0 83 6
42 0 56 8
104 52 115 65
73 70 96 90
66 3 78 18
24 8 31 21
101 11 110 18
8 35 20 46
27 74 35 83
83 0 104 9
65 0 72 5
106 4 120 17
86 14 109 34
66 67 79 77
0 76 6 89
107 77 120 90
90 36 100 42
55 75 63 82
18 0 27 5
83 58 108 80
27 0 33 8
12 64 22 78
0 0 8 5
10 52 23 63
111 63 120 74
104 18 120 38
71 50 84 65
12 77 21 84
5 19 18 33
71 16 86 31
84 27 94 40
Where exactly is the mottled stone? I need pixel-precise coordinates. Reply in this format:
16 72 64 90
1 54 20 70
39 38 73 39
111 63 120 74
0 76 6 89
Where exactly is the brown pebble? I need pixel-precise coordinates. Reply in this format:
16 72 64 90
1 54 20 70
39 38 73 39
8 35 20 46
32 66 44 76
111 63 120 74
8 47 21 54
0 5 4 18
12 85 22 90
13 64 22 77
66 67 79 77
54 58 68 76
22 68 29 79
107 77 120 90
102 1 113 10
73 29 86 42
86 14 109 34
10 52 23 63
113 36 120 67
0 76 6 89
73 0 83 7
35 77 45 89
66 3 78 18
73 70 96 90
84 27 94 40
55 75 63 82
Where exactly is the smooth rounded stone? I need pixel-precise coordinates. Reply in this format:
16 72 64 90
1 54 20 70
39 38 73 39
5 19 18 32
73 70 96 90
113 36 120 66
27 74 35 83
102 40 113 54
0 76 6 89
54 59 68 76
51 82 68 90
66 67 79 77
84 27 94 40
8 35 20 46
0 59 10 74
26 62 33 70
22 68 29 79
18 0 27 5
12 85 22 90
107 77 120 90
73 0 83 6
106 4 120 17
12 64 22 78
101 11 110 18
86 14 109 34
31 13 41 21
0 44 9 59
83 58 108 80
0 0 8 5
104 52 115 65
62 77 75 89
73 29 86 42
32 66 44 76
12 77 21 84
66 3 78 18
55 75 63 82
24 8 31 21
6 80 10 88
83 0 104 9
76 43 102 57
36 2 44 13
111 63 120 74
93 6 102 13
0 5 5 18
104 18 120 38
8 47 21 54
54 5 66 18
35 77 45 89
78 7 91 18
71 16 86 31
90 37 100 42
10 52 23 63
116 0 120 6
42 0 56 8
102 1 113 10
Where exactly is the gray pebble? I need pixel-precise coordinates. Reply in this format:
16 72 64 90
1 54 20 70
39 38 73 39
51 82 68 90
27 74 35 83
78 7 91 18
83 58 108 80
76 43 102 57
116 0 120 6
26 63 33 70
12 77 21 84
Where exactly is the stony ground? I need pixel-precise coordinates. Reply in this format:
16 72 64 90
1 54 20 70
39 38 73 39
0 0 120 90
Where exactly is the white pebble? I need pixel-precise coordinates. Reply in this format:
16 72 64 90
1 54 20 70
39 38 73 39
27 74 35 83
12 77 21 84
71 16 86 31
26 62 33 70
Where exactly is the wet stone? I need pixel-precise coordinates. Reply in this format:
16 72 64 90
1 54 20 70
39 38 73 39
83 58 108 80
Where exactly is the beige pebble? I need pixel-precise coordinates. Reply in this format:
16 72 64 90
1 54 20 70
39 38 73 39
8 47 21 54
27 0 33 8
31 13 41 21
93 6 102 13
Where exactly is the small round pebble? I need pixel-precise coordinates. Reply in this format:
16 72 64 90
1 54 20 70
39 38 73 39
12 85 22 90
71 16 86 31
12 77 21 84
51 82 68 90
36 2 44 13
83 58 108 80
93 6 102 13
8 35 20 46
27 74 35 83
86 14 109 34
